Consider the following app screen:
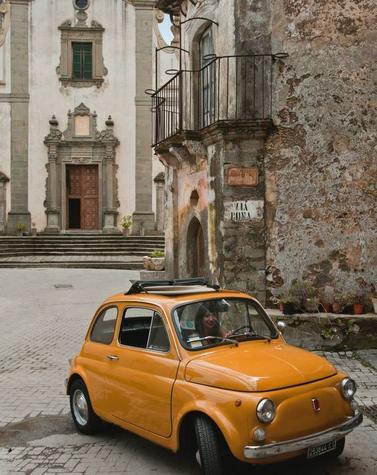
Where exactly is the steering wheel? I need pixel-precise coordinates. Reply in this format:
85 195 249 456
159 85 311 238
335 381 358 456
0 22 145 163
227 325 255 337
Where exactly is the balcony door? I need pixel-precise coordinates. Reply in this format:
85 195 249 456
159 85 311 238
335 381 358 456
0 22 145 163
199 27 215 128
66 165 98 230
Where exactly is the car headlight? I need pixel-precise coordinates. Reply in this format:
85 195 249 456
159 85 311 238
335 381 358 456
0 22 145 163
256 398 276 423
341 378 357 400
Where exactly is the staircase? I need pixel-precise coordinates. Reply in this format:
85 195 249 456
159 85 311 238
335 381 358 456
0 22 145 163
0 234 165 269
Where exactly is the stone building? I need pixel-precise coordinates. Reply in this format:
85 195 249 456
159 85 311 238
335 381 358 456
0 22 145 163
153 0 377 302
0 0 174 235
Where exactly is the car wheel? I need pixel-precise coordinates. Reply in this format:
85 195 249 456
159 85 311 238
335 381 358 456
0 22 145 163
69 379 101 435
194 415 224 475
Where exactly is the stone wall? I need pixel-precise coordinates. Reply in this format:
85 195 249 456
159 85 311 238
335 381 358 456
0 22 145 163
263 0 377 298
156 0 376 301
270 313 377 352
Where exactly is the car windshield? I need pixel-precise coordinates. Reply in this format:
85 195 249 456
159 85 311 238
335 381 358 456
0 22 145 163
173 298 278 350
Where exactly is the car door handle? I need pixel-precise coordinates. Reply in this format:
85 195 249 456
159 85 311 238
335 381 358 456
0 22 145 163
106 354 119 361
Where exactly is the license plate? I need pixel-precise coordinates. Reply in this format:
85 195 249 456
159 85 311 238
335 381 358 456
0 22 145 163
307 440 336 459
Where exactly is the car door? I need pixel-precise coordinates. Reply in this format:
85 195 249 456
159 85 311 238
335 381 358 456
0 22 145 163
79 305 119 413
105 305 180 437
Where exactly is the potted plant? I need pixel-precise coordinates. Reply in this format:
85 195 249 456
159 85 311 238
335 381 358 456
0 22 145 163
367 283 377 314
272 291 298 315
120 215 132 236
332 291 344 314
289 280 319 313
351 293 365 315
15 223 26 236
318 288 332 312
143 250 165 271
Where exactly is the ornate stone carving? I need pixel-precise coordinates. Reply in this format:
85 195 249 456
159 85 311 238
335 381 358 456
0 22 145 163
0 0 10 48
43 107 120 233
44 116 63 143
57 17 106 89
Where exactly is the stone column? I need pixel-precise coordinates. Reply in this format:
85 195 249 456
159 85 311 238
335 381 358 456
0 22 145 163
102 116 119 233
44 116 62 233
154 172 165 233
0 172 9 234
6 0 31 233
131 0 155 235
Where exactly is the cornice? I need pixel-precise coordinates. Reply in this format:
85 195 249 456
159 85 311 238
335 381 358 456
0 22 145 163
0 93 30 103
128 0 156 10
9 1 34 5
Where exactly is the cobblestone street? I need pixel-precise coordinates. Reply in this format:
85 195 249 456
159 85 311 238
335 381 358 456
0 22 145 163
0 269 376 474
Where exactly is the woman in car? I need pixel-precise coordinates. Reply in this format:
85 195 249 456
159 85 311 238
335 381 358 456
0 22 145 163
195 305 227 339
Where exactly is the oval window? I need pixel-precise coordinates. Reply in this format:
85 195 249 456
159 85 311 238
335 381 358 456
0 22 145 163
74 0 89 10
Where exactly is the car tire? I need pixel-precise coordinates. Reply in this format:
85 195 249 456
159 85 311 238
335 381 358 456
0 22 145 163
194 415 224 475
69 379 101 435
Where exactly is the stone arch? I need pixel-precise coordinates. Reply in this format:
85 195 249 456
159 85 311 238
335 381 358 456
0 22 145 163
186 216 205 278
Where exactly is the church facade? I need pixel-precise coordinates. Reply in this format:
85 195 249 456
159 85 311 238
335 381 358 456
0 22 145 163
0 0 170 235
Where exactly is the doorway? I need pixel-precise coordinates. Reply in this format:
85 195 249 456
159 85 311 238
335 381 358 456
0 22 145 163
187 217 205 277
66 165 98 230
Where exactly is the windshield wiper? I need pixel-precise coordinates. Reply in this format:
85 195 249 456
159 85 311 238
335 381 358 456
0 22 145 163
189 336 239 347
230 331 271 342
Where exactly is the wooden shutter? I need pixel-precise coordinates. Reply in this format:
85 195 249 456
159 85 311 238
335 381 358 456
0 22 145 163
72 42 92 80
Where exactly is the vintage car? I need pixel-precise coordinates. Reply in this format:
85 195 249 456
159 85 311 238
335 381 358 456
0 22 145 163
66 278 362 475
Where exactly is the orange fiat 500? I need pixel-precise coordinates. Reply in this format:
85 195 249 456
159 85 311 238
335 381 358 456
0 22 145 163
66 278 362 475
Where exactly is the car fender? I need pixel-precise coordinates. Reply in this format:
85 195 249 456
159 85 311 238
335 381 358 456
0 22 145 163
172 388 249 459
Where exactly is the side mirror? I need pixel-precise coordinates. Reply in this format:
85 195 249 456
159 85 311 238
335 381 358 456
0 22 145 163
276 321 286 334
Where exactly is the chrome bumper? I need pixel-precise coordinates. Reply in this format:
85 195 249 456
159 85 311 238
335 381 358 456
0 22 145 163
244 412 363 459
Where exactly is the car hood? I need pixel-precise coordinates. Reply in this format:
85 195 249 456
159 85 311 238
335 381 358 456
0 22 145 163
184 340 337 392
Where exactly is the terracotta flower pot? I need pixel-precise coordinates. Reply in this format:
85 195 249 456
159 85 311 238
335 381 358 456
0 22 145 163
332 303 342 314
321 303 331 313
353 303 364 315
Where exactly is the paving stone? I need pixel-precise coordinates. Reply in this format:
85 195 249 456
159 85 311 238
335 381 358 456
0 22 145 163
0 269 376 474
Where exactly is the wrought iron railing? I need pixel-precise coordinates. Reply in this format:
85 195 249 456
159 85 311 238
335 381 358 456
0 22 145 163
152 54 275 146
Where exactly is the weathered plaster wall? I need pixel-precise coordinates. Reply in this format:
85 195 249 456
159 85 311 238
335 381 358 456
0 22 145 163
176 157 209 276
264 0 377 297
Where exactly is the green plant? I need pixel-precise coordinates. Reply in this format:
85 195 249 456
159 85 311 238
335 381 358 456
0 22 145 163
150 250 164 258
15 223 26 234
289 280 319 312
120 215 132 230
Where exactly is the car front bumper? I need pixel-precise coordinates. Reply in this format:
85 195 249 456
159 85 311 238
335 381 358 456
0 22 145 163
244 411 363 459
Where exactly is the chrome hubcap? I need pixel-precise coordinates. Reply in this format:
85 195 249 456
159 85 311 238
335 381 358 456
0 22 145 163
196 449 202 467
72 389 88 426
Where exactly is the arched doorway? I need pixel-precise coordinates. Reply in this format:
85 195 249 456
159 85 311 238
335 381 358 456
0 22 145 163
187 217 205 277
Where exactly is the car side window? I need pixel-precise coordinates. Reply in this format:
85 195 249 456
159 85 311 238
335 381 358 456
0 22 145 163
90 306 118 344
147 313 170 352
119 307 170 352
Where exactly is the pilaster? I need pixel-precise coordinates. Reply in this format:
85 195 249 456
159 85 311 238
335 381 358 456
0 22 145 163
131 0 155 234
7 0 31 233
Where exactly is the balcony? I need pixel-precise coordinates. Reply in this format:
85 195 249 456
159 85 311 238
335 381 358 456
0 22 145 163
151 54 275 147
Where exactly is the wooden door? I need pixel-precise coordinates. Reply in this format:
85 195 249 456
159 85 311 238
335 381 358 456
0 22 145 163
67 165 98 230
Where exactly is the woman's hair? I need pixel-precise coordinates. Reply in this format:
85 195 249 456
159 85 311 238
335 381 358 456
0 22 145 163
195 305 220 336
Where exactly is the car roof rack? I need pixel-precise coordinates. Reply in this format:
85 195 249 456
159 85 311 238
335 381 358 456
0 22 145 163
126 277 220 295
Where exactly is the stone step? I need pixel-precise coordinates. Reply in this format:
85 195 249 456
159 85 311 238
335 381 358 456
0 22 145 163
0 232 165 262
0 245 164 250
0 261 143 270
0 249 157 258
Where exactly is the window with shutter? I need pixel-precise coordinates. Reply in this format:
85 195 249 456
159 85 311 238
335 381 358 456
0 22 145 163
72 42 93 80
